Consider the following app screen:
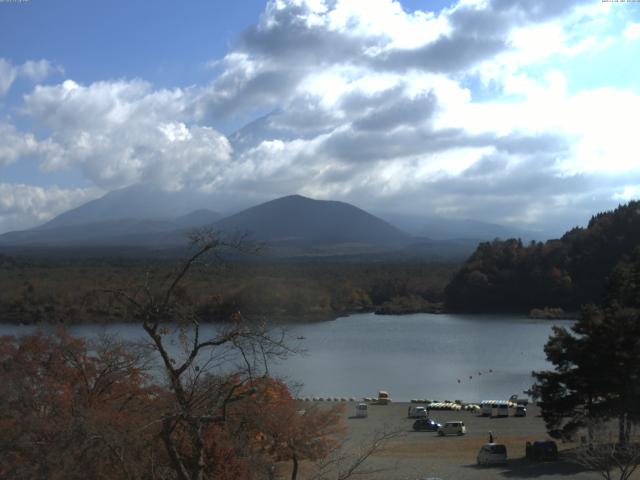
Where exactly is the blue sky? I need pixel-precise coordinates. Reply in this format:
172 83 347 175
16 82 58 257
1 1 263 83
1 0 640 235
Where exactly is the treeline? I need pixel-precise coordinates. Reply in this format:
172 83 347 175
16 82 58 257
0 257 456 324
445 201 640 313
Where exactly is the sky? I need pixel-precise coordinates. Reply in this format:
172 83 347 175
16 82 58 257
1 0 640 236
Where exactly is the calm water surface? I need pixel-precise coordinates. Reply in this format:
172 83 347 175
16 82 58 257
0 313 571 403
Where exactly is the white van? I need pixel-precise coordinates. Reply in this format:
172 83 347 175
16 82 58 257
477 443 507 465
437 421 466 436
492 401 509 418
480 401 494 416
408 405 427 418
355 403 368 418
377 390 390 405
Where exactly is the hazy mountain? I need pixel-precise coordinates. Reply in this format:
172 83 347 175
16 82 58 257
38 184 220 230
0 194 409 253
214 195 410 247
0 184 533 259
0 208 222 248
378 212 543 242
172 210 222 229
3 220 178 248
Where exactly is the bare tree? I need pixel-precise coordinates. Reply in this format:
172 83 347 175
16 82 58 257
570 421 640 480
309 428 403 480
108 229 292 480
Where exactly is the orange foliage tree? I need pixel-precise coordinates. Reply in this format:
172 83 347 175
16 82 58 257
0 331 164 480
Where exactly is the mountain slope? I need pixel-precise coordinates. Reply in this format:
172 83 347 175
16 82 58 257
214 195 409 246
0 209 222 248
38 184 217 230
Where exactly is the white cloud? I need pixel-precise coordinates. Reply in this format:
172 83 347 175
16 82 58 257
0 58 63 96
0 122 39 165
0 59 17 96
19 59 64 82
613 185 640 201
624 22 640 41
0 183 102 232
0 121 64 167
22 79 232 191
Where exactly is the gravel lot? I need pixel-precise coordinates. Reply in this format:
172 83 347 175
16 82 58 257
289 401 624 480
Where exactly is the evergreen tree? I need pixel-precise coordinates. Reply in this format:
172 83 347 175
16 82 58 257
533 252 640 443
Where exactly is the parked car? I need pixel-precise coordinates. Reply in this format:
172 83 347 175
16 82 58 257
491 402 509 418
477 443 508 466
377 390 390 405
526 440 558 461
514 405 527 417
437 421 466 436
413 418 441 431
408 405 428 418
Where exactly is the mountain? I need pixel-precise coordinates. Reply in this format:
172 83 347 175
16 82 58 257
0 194 409 254
213 195 409 248
0 184 531 260
378 212 543 242
0 208 222 248
38 184 220 230
172 210 222 229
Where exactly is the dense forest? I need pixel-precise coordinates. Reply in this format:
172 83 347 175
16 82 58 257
445 201 640 313
0 255 455 324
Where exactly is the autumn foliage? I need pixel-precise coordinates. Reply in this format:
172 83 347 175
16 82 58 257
0 332 345 480
0 331 165 479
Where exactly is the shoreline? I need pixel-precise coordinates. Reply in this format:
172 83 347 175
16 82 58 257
0 305 580 326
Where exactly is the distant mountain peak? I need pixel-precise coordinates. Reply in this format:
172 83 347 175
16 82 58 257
213 194 409 247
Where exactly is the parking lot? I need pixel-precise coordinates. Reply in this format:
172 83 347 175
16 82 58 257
296 401 610 480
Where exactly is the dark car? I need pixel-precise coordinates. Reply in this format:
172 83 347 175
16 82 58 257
526 440 558 461
413 418 441 431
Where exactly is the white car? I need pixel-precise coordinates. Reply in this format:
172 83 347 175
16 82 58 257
477 443 507 466
437 421 466 436
408 405 427 418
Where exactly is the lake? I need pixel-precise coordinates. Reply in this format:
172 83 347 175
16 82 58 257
0 313 571 403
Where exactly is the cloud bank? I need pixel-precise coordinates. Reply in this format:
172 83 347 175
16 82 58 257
1 0 639 235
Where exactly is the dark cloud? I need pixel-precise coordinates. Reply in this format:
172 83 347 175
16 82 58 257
375 35 506 73
320 124 568 165
269 94 343 133
198 68 301 120
352 92 437 131
493 133 570 155
461 153 510 177
240 2 373 66
320 127 466 163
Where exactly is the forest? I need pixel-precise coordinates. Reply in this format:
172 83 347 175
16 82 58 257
0 254 455 325
445 201 640 314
